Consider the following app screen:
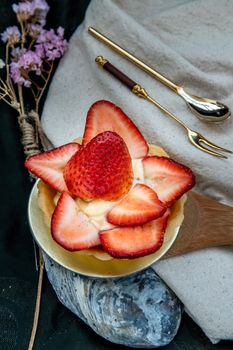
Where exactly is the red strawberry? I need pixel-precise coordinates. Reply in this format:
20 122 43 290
64 131 133 201
100 210 170 259
83 100 148 159
24 143 80 192
143 156 195 206
107 184 166 226
51 192 100 251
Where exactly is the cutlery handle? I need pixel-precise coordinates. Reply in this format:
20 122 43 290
89 27 178 93
96 56 137 90
96 56 150 100
95 56 188 130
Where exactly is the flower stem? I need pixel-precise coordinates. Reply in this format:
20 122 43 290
35 61 53 113
29 39 35 50
19 19 26 48
0 78 9 92
0 94 13 108
31 86 38 101
0 93 19 112
28 249 44 350
5 44 18 103
18 85 25 115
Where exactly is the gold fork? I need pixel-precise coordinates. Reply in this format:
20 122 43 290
96 56 232 159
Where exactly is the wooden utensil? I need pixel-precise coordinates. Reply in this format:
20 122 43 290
165 191 233 258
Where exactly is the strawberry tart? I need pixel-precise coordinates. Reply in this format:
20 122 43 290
25 100 195 260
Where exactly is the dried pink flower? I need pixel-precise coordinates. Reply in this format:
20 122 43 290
12 2 34 21
12 0 49 26
19 50 42 73
0 0 68 136
35 27 68 61
33 0 49 26
26 23 43 38
10 49 42 87
2 1 67 93
10 61 28 86
1 26 21 45
11 47 27 60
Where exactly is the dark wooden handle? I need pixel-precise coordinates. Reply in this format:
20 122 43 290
102 61 137 90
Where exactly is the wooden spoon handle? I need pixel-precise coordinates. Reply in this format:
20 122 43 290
164 191 233 258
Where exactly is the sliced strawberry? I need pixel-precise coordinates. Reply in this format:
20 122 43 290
107 184 166 226
100 210 170 259
83 100 148 159
25 143 80 192
51 192 100 251
143 156 195 206
64 131 133 201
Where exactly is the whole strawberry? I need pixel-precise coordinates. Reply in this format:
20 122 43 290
64 131 133 201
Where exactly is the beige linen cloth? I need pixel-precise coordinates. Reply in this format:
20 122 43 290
41 0 233 343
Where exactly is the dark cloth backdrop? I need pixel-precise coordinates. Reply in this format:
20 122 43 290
0 1 231 349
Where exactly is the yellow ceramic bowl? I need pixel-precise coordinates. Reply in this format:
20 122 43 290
27 144 186 278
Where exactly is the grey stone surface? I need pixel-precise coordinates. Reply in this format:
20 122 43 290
44 255 182 348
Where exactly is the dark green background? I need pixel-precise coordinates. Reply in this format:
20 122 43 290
0 1 232 349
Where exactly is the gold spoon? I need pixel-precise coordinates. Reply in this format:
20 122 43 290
89 27 231 123
95 55 232 158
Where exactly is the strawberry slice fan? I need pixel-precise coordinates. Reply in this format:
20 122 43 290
25 100 195 259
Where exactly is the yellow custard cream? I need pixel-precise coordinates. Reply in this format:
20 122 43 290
37 144 186 261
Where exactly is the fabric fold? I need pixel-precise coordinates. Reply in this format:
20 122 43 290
42 0 233 343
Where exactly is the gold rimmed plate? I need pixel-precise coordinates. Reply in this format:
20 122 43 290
28 179 186 278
